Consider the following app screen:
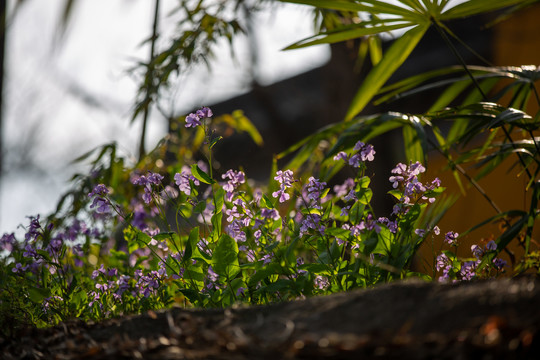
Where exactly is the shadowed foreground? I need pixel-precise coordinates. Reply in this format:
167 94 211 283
2 277 539 359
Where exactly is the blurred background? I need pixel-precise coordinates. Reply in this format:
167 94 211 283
0 0 330 233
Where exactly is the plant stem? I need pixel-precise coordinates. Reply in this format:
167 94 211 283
138 0 160 162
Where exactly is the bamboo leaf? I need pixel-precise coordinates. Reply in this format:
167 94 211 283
441 0 527 20
284 22 411 50
345 24 428 121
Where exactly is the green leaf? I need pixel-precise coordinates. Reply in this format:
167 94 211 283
368 35 382 66
212 234 240 279
261 194 275 209
28 286 51 304
213 187 225 214
402 117 427 164
153 232 175 241
299 263 331 275
279 0 382 13
441 0 527 20
284 22 411 50
191 164 215 184
247 263 283 287
345 24 428 121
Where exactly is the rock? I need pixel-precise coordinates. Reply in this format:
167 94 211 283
2 277 539 359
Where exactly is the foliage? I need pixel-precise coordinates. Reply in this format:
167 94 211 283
0 107 508 333
1 0 539 333
278 0 540 269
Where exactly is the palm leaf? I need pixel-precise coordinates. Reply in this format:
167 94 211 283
345 24 429 121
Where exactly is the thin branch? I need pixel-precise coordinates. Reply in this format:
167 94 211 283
138 0 160 162
432 19 533 182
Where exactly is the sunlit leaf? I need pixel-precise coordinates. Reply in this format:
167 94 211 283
345 25 428 121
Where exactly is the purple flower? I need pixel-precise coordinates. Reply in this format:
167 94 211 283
486 240 497 251
444 231 459 245
1 233 15 252
226 205 242 223
300 214 325 236
88 185 111 214
334 178 355 198
272 170 295 203
460 261 476 281
306 177 327 202
261 253 273 265
47 238 63 256
433 226 440 235
185 113 202 128
196 106 213 118
387 219 398 233
90 197 111 213
274 170 294 187
314 275 330 290
185 107 213 128
354 141 376 162
227 220 247 243
222 169 246 201
261 208 280 221
88 184 109 198
415 229 426 237
348 154 363 168
207 266 219 283
23 244 38 259
333 151 348 162
147 172 164 185
132 172 163 205
272 189 290 203
108 268 118 277
492 258 507 270
436 253 451 272
92 264 107 279
175 165 201 196
236 287 246 297
349 223 365 237
12 263 28 274
25 215 42 242
471 244 484 260
343 189 357 202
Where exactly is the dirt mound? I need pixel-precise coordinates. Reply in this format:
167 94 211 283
2 277 539 359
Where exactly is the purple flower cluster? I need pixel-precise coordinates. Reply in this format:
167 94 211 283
272 170 295 203
314 275 330 290
134 267 166 298
174 165 200 196
343 213 383 238
131 172 164 204
436 239 508 282
389 161 440 215
222 169 246 202
299 177 328 236
435 253 453 282
1 233 15 252
471 240 507 271
185 106 213 128
444 231 459 245
333 141 376 168
89 184 111 214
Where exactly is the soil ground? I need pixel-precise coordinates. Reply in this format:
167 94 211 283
2 277 540 359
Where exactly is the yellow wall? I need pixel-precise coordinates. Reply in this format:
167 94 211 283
415 5 540 274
